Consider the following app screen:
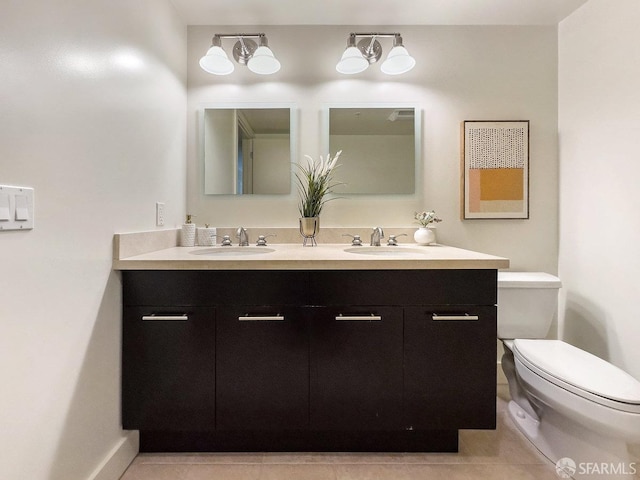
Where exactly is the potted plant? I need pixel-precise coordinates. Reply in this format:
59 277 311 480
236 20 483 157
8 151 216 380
413 210 442 245
293 150 342 246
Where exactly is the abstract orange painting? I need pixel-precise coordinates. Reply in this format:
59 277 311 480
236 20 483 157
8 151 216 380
462 121 529 219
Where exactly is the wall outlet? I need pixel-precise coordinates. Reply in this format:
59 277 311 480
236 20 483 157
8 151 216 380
156 202 165 226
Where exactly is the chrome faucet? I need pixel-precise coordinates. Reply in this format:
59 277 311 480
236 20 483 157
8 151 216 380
236 227 249 246
370 226 384 246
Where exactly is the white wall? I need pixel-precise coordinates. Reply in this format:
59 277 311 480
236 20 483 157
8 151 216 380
559 0 640 379
330 134 414 194
252 135 291 194
187 25 559 272
0 1 186 479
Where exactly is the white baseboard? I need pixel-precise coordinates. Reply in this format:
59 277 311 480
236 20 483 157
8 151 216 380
88 430 139 480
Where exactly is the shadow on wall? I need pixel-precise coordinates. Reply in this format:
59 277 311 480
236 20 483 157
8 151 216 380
562 292 610 361
49 271 130 480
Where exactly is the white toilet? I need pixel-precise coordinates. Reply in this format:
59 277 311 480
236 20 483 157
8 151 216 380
498 272 640 478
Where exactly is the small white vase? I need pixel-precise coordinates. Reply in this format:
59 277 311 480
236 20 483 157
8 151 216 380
414 227 436 245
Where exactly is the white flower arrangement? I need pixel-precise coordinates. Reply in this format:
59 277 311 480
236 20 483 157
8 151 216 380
414 210 442 227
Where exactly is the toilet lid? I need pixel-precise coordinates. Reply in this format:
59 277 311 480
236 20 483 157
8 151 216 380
513 339 640 413
497 271 561 289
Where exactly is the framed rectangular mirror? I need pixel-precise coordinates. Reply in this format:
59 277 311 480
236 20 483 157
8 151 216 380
323 105 419 194
201 105 295 195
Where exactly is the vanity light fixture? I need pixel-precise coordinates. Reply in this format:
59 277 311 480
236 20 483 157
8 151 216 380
336 33 416 75
199 33 281 75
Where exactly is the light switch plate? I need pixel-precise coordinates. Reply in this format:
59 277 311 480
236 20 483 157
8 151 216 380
0 193 10 221
0 185 34 231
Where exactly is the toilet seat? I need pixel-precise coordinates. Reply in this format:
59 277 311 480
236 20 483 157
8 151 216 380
513 339 640 414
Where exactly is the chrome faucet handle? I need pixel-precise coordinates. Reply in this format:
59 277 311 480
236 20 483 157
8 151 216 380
236 227 249 246
221 235 233 246
370 226 385 246
256 234 276 246
387 233 407 246
342 234 363 246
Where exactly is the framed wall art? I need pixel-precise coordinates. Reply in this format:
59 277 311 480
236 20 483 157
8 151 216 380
461 120 529 219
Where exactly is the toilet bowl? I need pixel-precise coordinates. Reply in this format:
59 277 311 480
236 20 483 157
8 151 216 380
498 272 640 477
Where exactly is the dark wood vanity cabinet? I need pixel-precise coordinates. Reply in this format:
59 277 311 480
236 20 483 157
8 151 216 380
121 269 497 452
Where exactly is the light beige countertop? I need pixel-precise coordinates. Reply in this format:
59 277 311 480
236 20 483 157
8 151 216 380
113 231 509 271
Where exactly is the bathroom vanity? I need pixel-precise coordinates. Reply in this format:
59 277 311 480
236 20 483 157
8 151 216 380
115 236 508 452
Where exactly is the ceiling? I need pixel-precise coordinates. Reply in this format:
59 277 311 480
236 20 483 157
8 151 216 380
169 0 589 26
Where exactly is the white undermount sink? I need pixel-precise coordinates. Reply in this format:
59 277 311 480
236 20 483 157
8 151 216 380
190 247 275 256
344 246 429 256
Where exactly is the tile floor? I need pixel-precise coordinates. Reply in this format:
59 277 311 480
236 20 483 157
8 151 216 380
120 386 559 480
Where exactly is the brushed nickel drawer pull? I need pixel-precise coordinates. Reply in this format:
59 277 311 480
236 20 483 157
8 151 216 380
238 315 285 321
142 314 189 321
336 314 382 321
432 314 479 321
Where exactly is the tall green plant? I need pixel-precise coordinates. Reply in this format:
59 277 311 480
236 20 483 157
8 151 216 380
293 150 343 218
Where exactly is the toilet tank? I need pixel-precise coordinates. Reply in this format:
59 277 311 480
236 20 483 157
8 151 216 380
497 272 562 339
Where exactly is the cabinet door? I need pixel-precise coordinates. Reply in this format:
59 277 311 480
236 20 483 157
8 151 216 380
216 306 309 430
404 306 496 430
122 306 215 430
309 306 403 431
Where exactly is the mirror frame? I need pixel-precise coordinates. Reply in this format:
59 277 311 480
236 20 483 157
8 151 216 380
322 103 420 195
199 103 298 195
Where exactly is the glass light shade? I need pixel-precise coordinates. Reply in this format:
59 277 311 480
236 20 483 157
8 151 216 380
380 46 416 75
336 46 369 74
199 45 234 75
247 46 281 75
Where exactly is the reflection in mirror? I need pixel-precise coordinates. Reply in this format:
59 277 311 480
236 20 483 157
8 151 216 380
203 107 292 195
327 107 417 194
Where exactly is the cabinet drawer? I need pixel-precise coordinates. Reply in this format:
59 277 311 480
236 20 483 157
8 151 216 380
122 306 216 430
123 270 308 306
309 270 497 306
404 305 496 429
309 306 403 431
